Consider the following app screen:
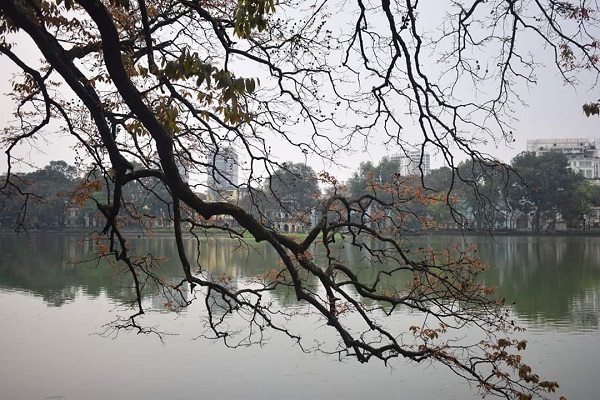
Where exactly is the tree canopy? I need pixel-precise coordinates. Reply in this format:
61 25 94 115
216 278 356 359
267 162 321 211
2 0 599 398
510 151 589 231
0 160 78 229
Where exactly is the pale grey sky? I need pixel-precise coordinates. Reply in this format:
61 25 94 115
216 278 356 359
1 2 599 182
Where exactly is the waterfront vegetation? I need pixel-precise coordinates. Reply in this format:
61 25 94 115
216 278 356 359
2 154 599 233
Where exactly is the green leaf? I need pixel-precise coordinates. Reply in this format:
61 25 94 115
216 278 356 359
245 78 256 94
233 78 245 93
222 88 232 103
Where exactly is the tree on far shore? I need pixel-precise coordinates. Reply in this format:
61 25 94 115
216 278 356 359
510 151 587 231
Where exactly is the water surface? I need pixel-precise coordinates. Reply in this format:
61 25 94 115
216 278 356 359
1 233 598 399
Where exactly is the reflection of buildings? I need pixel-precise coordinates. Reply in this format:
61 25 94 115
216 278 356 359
151 279 190 311
206 147 239 202
390 150 431 176
526 138 600 180
568 288 600 328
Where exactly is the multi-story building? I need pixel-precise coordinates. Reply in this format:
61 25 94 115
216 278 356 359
570 158 600 180
206 147 239 202
526 138 600 180
390 150 431 176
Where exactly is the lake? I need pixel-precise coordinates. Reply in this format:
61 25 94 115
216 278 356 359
0 233 599 399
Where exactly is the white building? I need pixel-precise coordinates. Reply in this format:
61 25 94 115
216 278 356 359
526 138 600 180
390 150 431 176
206 147 239 201
569 158 600 180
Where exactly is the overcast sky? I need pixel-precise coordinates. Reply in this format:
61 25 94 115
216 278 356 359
1 4 599 182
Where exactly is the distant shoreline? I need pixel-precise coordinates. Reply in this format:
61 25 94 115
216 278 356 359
2 228 600 238
423 229 600 237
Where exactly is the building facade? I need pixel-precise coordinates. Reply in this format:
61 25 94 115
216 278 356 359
390 150 431 176
526 138 600 180
206 147 239 202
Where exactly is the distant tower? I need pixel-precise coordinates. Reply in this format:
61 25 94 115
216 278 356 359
206 147 239 202
390 150 431 176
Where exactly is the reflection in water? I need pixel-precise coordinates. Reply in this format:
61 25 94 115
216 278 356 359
0 234 97 306
1 233 599 330
1 233 600 400
474 236 600 329
396 235 600 330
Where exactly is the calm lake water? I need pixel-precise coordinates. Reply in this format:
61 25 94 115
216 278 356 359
1 233 599 399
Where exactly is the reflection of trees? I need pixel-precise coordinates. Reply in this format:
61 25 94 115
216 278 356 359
0 234 310 308
341 235 600 329
0 234 160 307
474 237 600 329
0 234 93 306
4 234 600 330
0 234 346 309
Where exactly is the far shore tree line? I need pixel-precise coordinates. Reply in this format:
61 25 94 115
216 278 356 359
2 151 598 232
